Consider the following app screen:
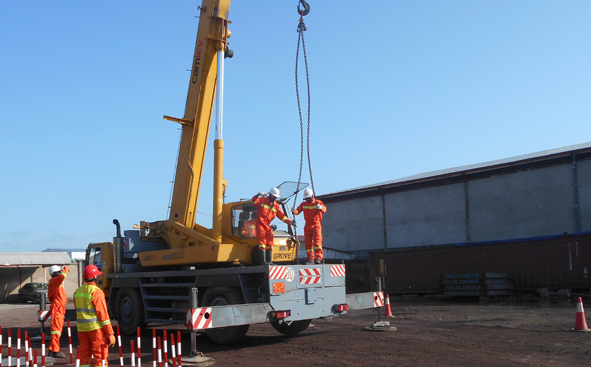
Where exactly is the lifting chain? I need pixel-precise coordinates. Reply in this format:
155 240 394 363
292 0 312 263
294 0 314 208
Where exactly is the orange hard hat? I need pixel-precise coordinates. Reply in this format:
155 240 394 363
83 264 102 280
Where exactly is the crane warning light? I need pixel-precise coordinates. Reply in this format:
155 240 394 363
336 304 349 313
271 310 291 319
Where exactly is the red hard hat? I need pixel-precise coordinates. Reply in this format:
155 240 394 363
83 264 102 280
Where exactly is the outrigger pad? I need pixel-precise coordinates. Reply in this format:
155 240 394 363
364 321 397 332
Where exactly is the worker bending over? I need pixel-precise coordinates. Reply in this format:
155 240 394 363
74 265 116 367
251 187 294 265
292 188 326 264
48 265 70 358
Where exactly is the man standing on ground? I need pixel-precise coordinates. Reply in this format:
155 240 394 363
292 188 326 264
251 187 294 265
74 265 116 367
48 265 70 358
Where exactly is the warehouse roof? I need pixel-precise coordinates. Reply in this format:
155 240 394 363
0 252 72 265
321 141 591 200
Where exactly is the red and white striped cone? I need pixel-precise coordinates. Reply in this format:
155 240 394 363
575 297 590 331
384 294 393 317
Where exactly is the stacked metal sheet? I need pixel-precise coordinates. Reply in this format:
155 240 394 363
440 272 515 296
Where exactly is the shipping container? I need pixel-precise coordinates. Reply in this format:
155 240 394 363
370 232 591 295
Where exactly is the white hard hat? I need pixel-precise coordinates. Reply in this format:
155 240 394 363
303 188 314 198
48 265 61 275
269 187 280 198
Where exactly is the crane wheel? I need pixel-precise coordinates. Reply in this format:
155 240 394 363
115 288 146 335
201 287 249 344
271 319 311 335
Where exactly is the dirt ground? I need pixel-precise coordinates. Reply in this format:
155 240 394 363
1 299 591 367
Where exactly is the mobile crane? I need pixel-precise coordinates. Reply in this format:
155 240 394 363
85 0 379 344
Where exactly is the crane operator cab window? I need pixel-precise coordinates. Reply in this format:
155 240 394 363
232 205 257 238
86 246 102 271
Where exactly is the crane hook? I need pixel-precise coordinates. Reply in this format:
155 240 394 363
297 0 310 17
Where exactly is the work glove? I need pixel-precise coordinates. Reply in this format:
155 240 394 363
316 204 323 210
258 192 266 197
63 266 70 274
291 207 296 214
108 335 116 347
291 221 297 228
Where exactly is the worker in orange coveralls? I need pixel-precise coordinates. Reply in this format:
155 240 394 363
251 187 294 265
48 265 70 358
240 211 257 238
73 265 116 367
292 188 326 264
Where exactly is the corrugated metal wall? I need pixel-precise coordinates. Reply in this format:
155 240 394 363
370 233 591 294
321 151 591 253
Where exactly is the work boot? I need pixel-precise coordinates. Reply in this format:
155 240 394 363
314 259 322 264
258 248 267 265
49 351 66 358
305 259 314 265
267 252 274 265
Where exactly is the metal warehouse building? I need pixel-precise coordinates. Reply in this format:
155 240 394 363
318 142 591 295
319 142 591 254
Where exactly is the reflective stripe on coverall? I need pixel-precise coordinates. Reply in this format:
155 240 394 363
74 283 114 367
48 268 70 353
293 198 326 261
251 195 292 252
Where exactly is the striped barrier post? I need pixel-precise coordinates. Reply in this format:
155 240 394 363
162 332 168 367
28 335 33 367
152 329 156 367
170 334 176 367
17 329 21 367
130 340 136 367
41 332 46 367
68 320 74 365
157 337 162 367
24 331 29 367
33 350 38 367
8 328 12 367
136 328 141 367
176 332 181 367
117 326 124 367
75 348 80 367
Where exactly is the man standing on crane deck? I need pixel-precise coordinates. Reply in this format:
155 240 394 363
251 187 294 265
292 188 326 264
47 265 70 358
74 265 116 367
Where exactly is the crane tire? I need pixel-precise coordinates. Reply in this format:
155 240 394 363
201 287 249 344
271 319 311 335
115 288 145 335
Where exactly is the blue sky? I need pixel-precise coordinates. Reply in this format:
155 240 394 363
1 1 590 252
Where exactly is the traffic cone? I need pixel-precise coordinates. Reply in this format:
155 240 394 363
574 297 589 331
384 294 393 317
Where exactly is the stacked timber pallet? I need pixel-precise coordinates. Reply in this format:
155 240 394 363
440 272 514 296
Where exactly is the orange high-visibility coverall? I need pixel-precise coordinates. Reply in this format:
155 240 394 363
73 282 114 367
48 266 70 353
293 198 326 261
240 219 257 237
251 195 292 253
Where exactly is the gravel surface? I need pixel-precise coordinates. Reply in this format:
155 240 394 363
1 300 590 366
